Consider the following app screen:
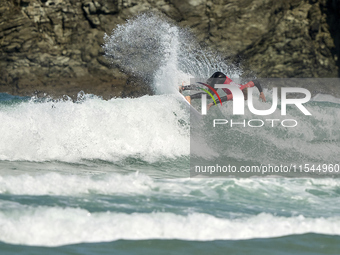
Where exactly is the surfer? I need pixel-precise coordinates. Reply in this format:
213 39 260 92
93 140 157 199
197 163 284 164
180 72 266 110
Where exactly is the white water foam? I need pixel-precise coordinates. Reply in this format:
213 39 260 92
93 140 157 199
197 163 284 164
1 171 339 205
0 205 339 246
0 172 154 196
0 95 189 162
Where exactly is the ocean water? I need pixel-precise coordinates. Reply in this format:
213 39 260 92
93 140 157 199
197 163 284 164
1 13 340 254
1 92 340 254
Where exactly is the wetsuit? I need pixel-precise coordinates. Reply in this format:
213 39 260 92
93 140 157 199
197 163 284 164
182 72 263 104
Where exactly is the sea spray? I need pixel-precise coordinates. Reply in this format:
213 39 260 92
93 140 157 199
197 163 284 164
103 12 241 94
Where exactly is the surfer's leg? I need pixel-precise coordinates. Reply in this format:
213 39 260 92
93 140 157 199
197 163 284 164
182 72 227 104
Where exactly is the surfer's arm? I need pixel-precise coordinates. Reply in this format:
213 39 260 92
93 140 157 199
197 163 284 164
250 80 266 102
249 80 262 93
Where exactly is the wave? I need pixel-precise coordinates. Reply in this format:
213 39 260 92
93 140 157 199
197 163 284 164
0 204 339 246
1 172 339 219
1 90 340 165
0 94 190 163
1 171 339 196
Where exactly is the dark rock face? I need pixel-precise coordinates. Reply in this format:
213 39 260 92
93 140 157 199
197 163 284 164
0 0 153 98
237 0 340 78
0 0 339 98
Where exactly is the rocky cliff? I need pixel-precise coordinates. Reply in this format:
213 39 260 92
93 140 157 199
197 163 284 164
1 0 339 98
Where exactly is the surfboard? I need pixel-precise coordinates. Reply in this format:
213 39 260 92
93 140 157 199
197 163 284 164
179 93 202 120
